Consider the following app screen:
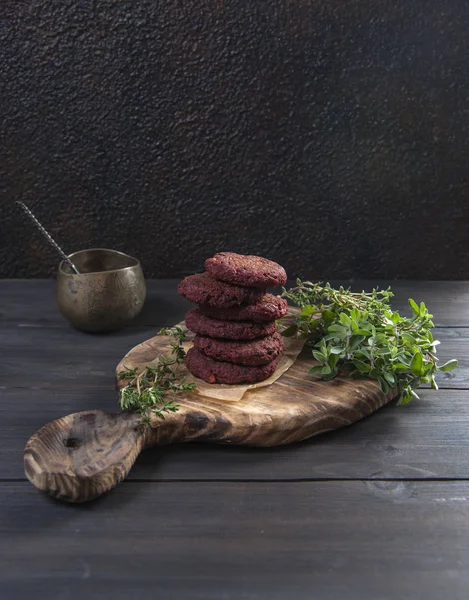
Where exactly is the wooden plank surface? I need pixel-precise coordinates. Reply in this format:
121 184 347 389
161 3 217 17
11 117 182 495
1 280 467 483
3 388 469 481
2 280 469 599
2 279 469 327
0 279 192 327
1 481 469 600
0 323 465 389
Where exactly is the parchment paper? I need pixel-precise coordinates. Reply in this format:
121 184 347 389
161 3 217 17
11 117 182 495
119 310 306 403
176 335 306 402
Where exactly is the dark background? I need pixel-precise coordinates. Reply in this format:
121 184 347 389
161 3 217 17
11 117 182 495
1 0 468 280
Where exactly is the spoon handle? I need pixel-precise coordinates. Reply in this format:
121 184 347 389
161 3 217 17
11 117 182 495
16 201 80 274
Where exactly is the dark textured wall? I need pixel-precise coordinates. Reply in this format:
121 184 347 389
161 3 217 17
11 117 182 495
1 1 468 279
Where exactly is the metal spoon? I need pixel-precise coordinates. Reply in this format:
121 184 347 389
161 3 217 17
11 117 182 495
16 201 80 275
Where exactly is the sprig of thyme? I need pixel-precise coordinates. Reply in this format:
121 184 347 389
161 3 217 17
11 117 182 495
282 280 458 405
118 325 196 424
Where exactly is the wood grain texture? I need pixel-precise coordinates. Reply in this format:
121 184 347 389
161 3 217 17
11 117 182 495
0 279 191 327
0 323 465 391
5 388 469 481
4 280 469 599
2 481 469 600
118 328 394 448
2 279 469 327
24 327 393 501
24 410 145 502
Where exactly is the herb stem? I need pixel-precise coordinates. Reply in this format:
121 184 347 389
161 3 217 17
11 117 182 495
281 281 458 404
118 326 196 423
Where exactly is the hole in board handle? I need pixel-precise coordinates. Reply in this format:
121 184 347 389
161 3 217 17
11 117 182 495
63 438 82 449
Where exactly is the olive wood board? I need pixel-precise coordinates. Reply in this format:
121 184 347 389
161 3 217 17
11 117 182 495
24 324 393 503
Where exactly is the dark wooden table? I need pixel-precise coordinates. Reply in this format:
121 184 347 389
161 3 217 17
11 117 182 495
1 280 469 600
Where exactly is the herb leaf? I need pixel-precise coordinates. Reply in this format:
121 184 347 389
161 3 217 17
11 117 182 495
439 359 458 372
282 281 457 405
117 326 196 423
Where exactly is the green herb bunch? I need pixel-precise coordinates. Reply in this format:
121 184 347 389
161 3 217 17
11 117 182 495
118 325 196 424
282 281 458 405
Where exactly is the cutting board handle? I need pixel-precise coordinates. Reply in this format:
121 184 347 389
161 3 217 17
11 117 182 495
24 410 150 502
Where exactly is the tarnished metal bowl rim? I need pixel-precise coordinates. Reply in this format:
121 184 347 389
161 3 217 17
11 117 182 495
59 248 141 276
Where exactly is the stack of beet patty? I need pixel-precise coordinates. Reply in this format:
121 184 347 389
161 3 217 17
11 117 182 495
178 252 288 384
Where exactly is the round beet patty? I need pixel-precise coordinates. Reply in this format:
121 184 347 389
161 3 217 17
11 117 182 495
193 332 284 366
185 308 276 340
186 347 279 384
199 293 288 322
178 272 264 308
205 252 287 288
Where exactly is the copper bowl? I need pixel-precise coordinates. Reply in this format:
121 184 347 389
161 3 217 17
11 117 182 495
57 248 146 333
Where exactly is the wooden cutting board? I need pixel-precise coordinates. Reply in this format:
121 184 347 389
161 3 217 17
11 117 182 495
24 325 394 503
